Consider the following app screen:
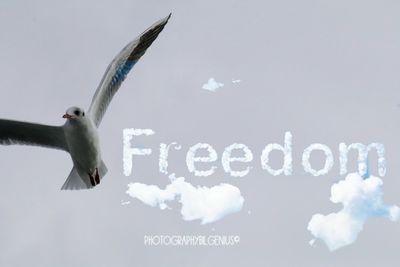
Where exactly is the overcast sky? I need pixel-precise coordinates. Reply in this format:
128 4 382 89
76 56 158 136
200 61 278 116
0 0 400 266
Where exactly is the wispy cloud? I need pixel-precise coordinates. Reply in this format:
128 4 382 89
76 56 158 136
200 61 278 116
126 174 244 224
121 200 131 205
308 172 400 251
202 78 224 92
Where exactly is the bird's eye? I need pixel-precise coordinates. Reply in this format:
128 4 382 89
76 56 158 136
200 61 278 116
74 110 80 116
82 112 85 117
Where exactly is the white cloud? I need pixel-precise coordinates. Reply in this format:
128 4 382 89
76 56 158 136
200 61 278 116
121 200 130 205
307 173 400 251
126 174 244 224
202 78 224 92
232 79 241 83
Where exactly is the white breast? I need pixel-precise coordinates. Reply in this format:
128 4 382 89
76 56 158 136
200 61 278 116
63 117 101 173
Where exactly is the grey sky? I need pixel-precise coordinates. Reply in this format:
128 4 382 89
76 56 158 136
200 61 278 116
0 0 400 266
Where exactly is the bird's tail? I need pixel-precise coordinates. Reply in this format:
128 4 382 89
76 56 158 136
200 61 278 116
61 167 87 190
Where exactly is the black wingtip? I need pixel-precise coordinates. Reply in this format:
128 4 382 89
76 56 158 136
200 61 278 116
162 13 172 25
127 13 172 62
147 13 171 32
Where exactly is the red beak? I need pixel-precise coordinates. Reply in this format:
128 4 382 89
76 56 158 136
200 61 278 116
63 113 73 119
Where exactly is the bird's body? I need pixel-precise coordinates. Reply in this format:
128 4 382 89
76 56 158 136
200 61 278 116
65 118 100 173
0 14 171 190
63 109 102 187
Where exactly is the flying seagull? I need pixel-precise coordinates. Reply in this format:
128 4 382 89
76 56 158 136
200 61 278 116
0 14 171 190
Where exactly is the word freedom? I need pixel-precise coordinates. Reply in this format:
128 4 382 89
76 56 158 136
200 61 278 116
123 129 386 178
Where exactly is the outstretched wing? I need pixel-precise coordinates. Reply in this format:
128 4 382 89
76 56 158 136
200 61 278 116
88 14 171 127
0 119 68 151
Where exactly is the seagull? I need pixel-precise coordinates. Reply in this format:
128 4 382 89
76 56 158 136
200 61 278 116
0 14 171 190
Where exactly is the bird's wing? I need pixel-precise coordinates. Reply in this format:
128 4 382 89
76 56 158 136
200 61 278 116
88 14 171 127
0 119 68 151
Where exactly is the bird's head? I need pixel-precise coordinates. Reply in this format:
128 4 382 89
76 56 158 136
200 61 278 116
63 107 86 120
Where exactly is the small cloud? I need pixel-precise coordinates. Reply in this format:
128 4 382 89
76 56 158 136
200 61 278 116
307 173 400 251
121 200 130 205
126 174 244 224
202 78 224 92
232 79 241 83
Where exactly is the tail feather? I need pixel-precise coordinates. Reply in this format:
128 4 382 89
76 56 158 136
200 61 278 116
98 160 108 179
61 167 89 190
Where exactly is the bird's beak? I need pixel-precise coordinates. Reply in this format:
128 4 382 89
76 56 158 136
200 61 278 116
62 113 73 119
